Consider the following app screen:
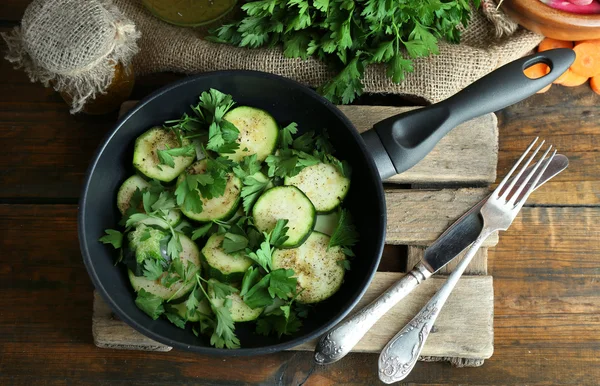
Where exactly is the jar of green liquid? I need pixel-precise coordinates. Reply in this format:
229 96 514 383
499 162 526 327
142 0 237 27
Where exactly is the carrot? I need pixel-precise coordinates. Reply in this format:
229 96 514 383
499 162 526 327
556 69 589 86
524 63 550 79
590 74 600 95
571 40 600 77
538 38 573 52
537 84 552 94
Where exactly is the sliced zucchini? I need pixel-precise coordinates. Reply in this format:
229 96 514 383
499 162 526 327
208 279 263 322
128 233 201 301
127 224 168 263
284 160 350 212
252 186 315 248
133 126 195 182
314 211 340 236
169 297 211 322
221 106 279 162
202 234 254 282
117 175 150 214
117 175 182 227
177 160 242 222
272 232 345 304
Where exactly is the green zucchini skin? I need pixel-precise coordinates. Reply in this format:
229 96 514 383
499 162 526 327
284 160 350 213
133 127 195 182
221 106 279 162
272 231 345 304
252 186 316 249
128 233 201 301
177 160 242 222
208 279 263 322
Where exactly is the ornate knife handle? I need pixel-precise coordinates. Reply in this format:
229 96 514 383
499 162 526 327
314 263 432 365
378 229 494 384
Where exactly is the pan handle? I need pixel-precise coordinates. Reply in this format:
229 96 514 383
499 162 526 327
364 48 575 179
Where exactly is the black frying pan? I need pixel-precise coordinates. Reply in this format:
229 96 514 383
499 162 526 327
79 49 574 356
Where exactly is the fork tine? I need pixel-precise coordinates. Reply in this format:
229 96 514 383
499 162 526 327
493 137 538 199
500 140 545 201
511 148 557 209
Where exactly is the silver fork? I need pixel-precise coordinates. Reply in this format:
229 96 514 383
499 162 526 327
378 138 557 384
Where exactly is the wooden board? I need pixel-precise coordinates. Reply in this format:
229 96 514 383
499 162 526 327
93 274 494 359
119 101 498 185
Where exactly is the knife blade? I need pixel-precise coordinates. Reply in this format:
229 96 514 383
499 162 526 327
421 154 569 272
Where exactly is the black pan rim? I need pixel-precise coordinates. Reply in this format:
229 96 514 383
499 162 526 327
78 69 386 356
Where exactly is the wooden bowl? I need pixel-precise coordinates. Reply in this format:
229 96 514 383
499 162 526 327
503 0 600 40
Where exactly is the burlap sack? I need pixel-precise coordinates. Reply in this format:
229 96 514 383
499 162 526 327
113 0 542 103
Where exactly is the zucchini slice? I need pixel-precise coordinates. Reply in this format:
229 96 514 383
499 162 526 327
128 233 201 301
252 186 315 248
133 126 195 182
272 232 345 304
221 106 279 162
177 160 242 222
201 234 254 283
314 211 340 236
208 279 263 322
117 175 181 227
284 160 350 213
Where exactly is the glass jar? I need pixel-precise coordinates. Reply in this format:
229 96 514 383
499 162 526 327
142 0 237 27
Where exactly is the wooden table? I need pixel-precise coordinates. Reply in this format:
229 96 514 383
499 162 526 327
1 5 600 386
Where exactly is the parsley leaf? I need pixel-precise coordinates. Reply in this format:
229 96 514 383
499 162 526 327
280 122 298 149
143 259 165 281
240 175 270 214
222 232 248 254
195 89 239 154
329 209 359 252
135 289 165 320
270 219 290 248
165 312 187 329
99 229 123 249
191 222 214 240
245 238 273 272
233 154 262 179
267 269 297 299
167 233 182 260
157 144 196 168
265 149 319 178
243 275 272 309
210 299 240 349
240 266 261 297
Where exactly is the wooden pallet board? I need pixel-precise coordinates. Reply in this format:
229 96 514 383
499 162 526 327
92 101 499 365
94 274 494 359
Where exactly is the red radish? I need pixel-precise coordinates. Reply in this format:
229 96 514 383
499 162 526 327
567 0 593 5
540 0 600 13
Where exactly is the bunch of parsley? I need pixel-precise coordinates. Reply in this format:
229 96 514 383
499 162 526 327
209 0 479 104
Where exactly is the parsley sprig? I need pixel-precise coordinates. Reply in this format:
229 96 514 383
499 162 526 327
210 0 479 103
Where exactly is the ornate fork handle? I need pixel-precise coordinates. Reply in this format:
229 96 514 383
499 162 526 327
314 262 432 365
378 227 496 384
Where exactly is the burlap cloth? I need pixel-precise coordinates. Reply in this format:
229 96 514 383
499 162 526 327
113 0 542 103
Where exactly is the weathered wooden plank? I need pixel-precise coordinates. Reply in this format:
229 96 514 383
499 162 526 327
93 274 494 359
337 105 498 184
407 245 488 275
385 187 498 246
93 291 171 352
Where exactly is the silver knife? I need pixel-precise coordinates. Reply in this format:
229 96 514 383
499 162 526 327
314 154 569 365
